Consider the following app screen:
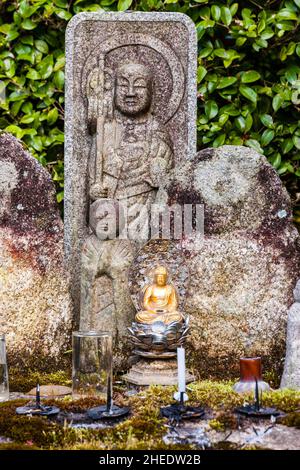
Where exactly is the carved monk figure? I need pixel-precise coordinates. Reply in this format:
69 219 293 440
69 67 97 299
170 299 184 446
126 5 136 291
136 266 184 325
80 199 135 338
88 62 173 240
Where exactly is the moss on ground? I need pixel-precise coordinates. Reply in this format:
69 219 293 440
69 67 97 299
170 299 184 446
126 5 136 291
8 368 71 392
278 411 300 428
0 381 299 450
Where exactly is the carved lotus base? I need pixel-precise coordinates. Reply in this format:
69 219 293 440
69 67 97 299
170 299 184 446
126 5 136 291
123 359 195 386
127 318 189 356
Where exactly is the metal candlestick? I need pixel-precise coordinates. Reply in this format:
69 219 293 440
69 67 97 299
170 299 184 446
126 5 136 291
87 376 130 420
16 384 60 417
160 403 205 424
160 390 205 424
235 379 280 418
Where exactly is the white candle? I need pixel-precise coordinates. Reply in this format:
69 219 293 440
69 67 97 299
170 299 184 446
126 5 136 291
177 346 186 393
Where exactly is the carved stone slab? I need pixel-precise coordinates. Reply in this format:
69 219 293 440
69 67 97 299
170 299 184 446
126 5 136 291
64 12 197 322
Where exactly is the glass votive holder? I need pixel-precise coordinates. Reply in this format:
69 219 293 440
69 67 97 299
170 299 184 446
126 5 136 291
72 331 112 399
0 334 9 402
233 357 270 394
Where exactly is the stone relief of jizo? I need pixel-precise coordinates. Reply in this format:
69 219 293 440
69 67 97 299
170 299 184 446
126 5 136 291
80 198 135 340
79 33 187 343
87 60 174 240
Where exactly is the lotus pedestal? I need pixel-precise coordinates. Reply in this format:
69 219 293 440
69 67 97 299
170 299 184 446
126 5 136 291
123 350 195 387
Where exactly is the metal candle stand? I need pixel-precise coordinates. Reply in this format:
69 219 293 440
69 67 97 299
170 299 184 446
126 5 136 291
235 379 280 419
160 391 205 424
16 384 60 417
87 377 130 420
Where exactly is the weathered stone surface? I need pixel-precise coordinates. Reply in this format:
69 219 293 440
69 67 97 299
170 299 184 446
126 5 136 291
281 279 300 389
27 385 72 397
123 359 194 386
293 278 300 302
130 146 300 378
64 11 197 329
0 133 72 370
164 421 300 450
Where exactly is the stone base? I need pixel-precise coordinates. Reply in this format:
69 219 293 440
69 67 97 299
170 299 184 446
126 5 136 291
123 359 195 386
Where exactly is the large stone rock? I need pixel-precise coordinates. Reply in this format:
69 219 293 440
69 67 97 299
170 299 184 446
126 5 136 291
281 279 300 389
130 146 300 378
0 133 72 370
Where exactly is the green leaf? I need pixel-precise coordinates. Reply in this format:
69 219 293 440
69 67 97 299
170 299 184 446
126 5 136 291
293 135 300 149
54 0 68 6
11 101 23 117
54 55 65 71
26 69 41 80
22 102 33 113
260 114 273 128
21 19 37 30
214 49 229 59
239 85 257 103
0 117 10 128
217 76 237 89
0 24 12 34
282 138 294 154
221 104 240 116
35 40 49 54
276 9 298 21
14 44 31 56
213 133 226 147
197 66 207 83
3 59 16 78
37 55 54 79
261 129 275 146
21 35 34 45
236 37 247 47
199 47 213 58
47 108 59 125
218 114 229 126
278 162 294 175
5 125 24 139
205 100 219 120
55 9 72 21
8 90 29 102
53 70 65 89
246 139 263 153
30 135 43 151
244 113 253 132
230 3 238 16
20 115 35 124
272 94 283 112
235 116 246 132
117 0 133 11
211 5 221 21
220 6 232 26
57 190 64 203
241 71 261 83
269 153 281 169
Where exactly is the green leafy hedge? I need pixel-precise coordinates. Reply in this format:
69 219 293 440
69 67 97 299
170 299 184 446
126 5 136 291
0 0 299 222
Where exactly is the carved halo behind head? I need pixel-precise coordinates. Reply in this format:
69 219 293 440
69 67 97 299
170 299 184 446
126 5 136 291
83 33 185 124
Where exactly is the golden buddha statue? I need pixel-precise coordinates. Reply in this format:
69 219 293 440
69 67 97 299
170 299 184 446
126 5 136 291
135 266 184 325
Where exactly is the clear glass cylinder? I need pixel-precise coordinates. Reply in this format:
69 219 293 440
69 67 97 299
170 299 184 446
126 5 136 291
72 331 112 399
0 334 9 402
